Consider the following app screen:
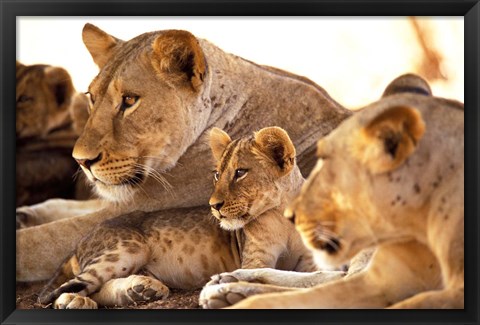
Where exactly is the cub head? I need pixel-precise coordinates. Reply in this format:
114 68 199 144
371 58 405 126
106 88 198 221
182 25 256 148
72 24 209 201
16 61 75 139
208 126 297 230
286 104 426 269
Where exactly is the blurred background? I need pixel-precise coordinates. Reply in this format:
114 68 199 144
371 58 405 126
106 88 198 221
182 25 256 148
17 16 464 109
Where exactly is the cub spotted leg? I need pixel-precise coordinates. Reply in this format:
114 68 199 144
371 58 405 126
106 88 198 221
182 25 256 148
16 207 123 282
90 275 169 307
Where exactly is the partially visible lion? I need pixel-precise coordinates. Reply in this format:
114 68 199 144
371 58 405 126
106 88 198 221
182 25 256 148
16 24 352 282
16 61 91 208
220 74 464 309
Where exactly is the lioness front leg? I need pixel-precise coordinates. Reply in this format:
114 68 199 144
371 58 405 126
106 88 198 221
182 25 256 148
388 286 464 309
16 198 106 229
228 241 442 309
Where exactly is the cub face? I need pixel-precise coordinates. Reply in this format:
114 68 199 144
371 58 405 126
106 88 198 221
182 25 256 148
208 127 296 230
72 24 208 201
16 61 75 139
287 105 426 269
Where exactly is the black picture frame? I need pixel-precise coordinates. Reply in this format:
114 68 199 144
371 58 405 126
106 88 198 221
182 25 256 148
1 1 478 324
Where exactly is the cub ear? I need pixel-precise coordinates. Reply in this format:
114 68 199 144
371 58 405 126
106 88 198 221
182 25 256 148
353 106 426 174
44 67 75 108
16 61 24 70
82 23 123 69
209 127 232 161
254 127 296 176
152 30 206 91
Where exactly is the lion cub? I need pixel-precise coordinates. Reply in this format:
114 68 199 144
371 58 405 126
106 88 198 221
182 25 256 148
39 126 318 309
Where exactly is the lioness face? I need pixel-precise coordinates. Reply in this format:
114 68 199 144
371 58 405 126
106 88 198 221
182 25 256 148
73 25 208 201
287 105 426 269
209 127 296 231
16 63 74 139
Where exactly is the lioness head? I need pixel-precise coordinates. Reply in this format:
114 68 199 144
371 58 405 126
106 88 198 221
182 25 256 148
209 127 297 230
16 61 75 139
73 24 209 201
286 104 426 268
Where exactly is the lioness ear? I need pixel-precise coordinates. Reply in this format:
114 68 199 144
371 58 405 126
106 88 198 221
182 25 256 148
254 127 296 176
209 127 232 161
152 30 206 91
82 23 123 69
44 67 75 108
16 61 24 70
353 106 425 174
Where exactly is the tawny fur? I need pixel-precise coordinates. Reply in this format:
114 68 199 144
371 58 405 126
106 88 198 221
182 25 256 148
223 75 464 309
39 127 317 309
16 24 351 282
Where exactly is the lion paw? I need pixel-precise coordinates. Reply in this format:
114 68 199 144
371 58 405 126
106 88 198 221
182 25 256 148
53 293 98 309
199 283 249 309
122 275 169 305
205 269 268 288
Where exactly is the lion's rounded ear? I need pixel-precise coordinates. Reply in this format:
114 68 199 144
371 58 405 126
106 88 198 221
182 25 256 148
82 23 123 69
209 127 232 161
44 67 75 108
353 106 425 174
254 127 296 176
152 30 206 91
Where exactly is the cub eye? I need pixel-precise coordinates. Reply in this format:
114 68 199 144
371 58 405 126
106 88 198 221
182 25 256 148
17 95 32 103
120 95 139 111
213 170 220 182
234 169 248 181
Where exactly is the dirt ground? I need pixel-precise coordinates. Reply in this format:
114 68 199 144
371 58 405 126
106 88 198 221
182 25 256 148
16 281 202 309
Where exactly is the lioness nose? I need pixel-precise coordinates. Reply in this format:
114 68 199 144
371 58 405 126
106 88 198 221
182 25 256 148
75 153 102 171
210 201 224 211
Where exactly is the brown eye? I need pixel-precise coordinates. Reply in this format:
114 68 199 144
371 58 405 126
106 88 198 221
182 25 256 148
121 95 139 111
234 169 248 181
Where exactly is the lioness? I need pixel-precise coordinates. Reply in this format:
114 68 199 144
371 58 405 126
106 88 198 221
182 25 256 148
17 24 351 282
16 61 91 208
38 127 340 309
211 74 463 309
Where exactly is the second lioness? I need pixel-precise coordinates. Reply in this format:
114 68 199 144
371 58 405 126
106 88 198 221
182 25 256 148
40 127 333 309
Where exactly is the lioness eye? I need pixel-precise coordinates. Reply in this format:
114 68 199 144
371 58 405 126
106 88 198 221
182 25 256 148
234 169 248 181
17 95 32 103
121 95 139 111
213 171 220 182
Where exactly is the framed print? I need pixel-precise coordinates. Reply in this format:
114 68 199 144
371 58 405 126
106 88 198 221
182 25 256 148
2 1 478 324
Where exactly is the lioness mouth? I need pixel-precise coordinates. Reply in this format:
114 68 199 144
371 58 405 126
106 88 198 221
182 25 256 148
120 170 146 186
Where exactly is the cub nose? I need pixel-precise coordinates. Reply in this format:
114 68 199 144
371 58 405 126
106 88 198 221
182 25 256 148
75 153 102 171
210 201 224 211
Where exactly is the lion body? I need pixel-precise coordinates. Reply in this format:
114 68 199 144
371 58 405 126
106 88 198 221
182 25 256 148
16 62 91 208
218 75 464 309
16 25 350 282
